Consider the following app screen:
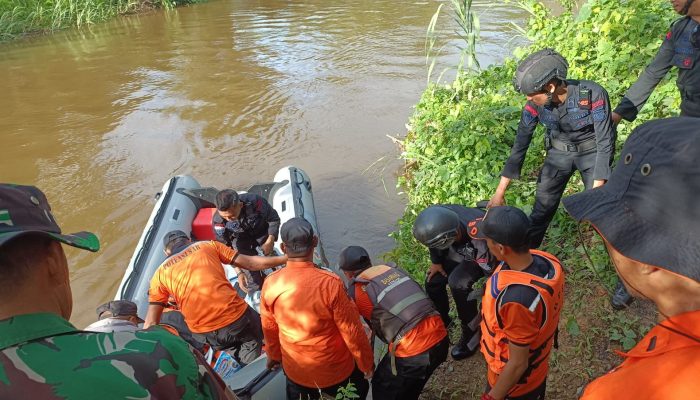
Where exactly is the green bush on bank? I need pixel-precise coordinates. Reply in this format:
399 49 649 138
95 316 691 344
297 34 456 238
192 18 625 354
389 0 679 282
0 0 200 40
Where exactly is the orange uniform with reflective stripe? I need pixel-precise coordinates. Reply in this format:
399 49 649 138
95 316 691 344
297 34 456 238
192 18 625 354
260 261 374 388
353 275 447 358
581 310 700 399
481 250 564 397
148 241 245 333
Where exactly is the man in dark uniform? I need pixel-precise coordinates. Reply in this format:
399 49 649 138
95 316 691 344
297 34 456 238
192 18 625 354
612 0 700 122
488 49 616 249
412 205 494 360
213 189 281 293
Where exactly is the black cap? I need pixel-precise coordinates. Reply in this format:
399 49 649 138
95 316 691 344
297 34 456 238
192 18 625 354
469 206 530 248
281 217 314 255
339 246 372 271
563 117 700 283
0 184 99 252
163 230 189 249
96 300 144 322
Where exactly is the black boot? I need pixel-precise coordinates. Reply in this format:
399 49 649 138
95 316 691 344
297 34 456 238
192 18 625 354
450 330 479 360
611 279 633 310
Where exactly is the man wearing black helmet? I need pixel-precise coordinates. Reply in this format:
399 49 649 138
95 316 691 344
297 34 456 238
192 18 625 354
488 49 615 249
612 0 700 122
412 205 494 360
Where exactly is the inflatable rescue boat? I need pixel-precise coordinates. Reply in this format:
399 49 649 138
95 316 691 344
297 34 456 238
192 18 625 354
114 166 329 399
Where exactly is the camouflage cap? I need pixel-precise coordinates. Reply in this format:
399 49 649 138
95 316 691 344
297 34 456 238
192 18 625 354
0 184 99 252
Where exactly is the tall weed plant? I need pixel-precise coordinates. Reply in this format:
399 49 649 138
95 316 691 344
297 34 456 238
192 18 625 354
390 0 678 280
0 0 200 40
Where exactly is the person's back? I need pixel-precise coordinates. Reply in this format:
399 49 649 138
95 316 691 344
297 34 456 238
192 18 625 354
262 261 366 387
261 217 373 400
1 314 229 399
150 240 249 334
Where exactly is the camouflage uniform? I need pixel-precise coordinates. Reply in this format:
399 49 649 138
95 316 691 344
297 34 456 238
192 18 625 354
0 312 232 399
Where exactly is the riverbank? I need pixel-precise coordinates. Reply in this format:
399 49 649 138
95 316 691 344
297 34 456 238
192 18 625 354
0 0 201 41
389 0 678 397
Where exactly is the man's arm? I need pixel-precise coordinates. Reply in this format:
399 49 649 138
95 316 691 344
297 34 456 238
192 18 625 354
260 197 281 241
212 241 285 271
330 281 374 378
488 288 542 399
591 87 615 186
613 27 676 122
260 286 282 369
491 104 539 205
235 254 287 271
487 342 530 400
144 304 165 329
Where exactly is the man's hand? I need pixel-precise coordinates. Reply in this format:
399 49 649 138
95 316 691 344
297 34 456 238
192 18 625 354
612 112 623 126
261 235 275 255
266 358 281 370
487 193 506 208
592 179 606 188
237 272 249 293
427 263 447 282
488 176 512 208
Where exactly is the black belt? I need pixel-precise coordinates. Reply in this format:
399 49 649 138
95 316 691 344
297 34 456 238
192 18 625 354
550 137 596 153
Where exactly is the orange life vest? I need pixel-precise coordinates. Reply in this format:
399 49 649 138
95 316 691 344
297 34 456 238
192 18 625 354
480 250 564 386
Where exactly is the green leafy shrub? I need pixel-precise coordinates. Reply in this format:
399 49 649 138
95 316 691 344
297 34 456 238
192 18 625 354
389 0 679 282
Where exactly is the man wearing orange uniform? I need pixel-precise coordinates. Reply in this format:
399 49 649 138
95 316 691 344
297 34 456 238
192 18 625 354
144 230 286 366
563 117 700 399
339 245 449 400
470 206 564 400
261 218 374 400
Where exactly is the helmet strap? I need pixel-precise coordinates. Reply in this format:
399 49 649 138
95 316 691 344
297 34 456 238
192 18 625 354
544 91 554 108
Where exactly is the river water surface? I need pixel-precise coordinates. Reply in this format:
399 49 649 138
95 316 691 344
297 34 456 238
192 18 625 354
1 0 541 327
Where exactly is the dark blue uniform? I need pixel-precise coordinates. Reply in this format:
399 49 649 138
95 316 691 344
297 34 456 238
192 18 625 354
425 205 493 354
615 17 700 119
502 80 615 248
212 193 280 291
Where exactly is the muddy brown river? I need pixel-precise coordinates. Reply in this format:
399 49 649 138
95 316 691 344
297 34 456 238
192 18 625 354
0 0 541 327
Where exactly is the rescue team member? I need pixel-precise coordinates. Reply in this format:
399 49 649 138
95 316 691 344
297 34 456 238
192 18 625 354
471 206 564 400
214 189 281 293
488 49 616 249
84 300 144 333
0 185 233 399
412 204 493 360
612 0 700 122
144 230 286 366
339 245 449 400
563 118 700 399
261 218 374 400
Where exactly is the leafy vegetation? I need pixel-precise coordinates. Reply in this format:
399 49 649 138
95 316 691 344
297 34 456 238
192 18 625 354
389 0 677 394
0 0 200 41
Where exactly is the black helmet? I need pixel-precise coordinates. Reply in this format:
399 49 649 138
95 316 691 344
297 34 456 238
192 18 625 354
512 48 568 95
412 206 460 250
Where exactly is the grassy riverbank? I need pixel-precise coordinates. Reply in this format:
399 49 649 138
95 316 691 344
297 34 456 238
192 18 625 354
388 0 679 397
0 0 199 41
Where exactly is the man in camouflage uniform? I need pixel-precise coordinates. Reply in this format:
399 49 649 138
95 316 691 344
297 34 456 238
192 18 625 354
0 184 235 399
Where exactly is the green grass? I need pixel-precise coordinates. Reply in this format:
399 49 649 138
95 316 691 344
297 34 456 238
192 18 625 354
0 0 200 41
